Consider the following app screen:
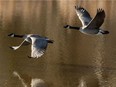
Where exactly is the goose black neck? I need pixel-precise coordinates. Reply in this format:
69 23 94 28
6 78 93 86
69 26 80 30
14 34 24 38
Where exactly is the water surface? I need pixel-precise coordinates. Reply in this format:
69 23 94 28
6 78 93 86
0 1 116 87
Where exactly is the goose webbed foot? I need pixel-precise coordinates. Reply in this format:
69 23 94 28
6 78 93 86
99 30 109 34
47 40 54 43
102 31 109 34
28 56 38 59
28 56 33 58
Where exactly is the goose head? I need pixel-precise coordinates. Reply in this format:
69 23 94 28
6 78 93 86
8 33 15 37
8 33 24 38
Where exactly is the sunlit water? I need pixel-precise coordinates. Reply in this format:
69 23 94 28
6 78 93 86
0 0 116 87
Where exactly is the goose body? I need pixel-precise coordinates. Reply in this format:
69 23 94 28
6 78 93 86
64 6 109 35
8 33 53 58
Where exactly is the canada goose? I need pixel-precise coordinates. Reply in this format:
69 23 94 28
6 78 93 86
64 6 109 35
8 33 54 58
13 71 47 87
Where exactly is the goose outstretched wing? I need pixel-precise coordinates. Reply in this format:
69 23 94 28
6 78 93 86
85 9 105 29
75 6 92 26
31 38 48 58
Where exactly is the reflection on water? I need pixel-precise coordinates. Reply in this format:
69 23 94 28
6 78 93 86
78 77 87 87
0 0 116 87
13 71 27 87
93 36 106 87
13 71 47 87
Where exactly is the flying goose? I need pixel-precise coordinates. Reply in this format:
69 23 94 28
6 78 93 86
8 33 54 58
64 6 109 35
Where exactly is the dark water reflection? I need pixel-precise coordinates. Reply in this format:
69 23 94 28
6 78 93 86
0 0 116 87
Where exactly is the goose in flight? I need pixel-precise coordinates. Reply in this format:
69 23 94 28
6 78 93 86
64 6 109 35
8 33 54 58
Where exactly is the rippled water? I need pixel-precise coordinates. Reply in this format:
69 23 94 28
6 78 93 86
0 0 116 87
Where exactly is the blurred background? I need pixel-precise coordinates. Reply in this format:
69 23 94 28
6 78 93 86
0 0 116 87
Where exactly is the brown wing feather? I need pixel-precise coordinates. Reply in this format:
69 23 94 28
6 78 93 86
85 9 105 29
